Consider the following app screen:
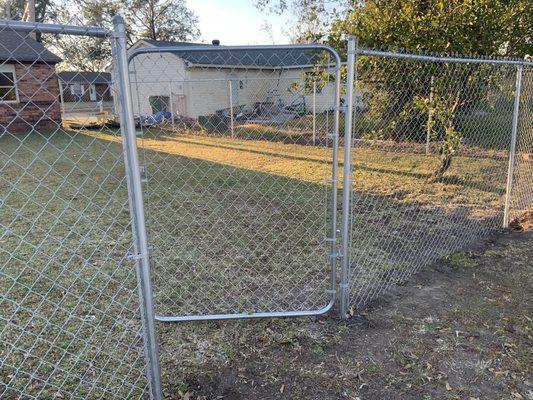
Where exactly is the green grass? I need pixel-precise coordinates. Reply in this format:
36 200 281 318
0 125 511 398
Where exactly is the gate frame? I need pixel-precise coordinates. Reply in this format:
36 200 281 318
127 44 343 322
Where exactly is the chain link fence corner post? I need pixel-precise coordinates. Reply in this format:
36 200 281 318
503 64 524 228
111 14 163 400
339 35 357 319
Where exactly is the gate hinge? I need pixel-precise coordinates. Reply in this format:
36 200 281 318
337 105 348 113
327 251 341 259
127 253 146 261
139 165 148 183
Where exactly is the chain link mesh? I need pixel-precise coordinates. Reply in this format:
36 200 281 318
347 50 532 310
0 23 149 398
127 47 339 318
509 65 533 223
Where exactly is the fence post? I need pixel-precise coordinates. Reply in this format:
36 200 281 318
503 64 523 228
229 79 235 138
312 80 316 145
339 36 357 319
111 15 163 400
425 75 434 154
168 82 175 131
58 78 66 120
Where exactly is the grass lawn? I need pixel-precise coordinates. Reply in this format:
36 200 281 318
0 126 514 398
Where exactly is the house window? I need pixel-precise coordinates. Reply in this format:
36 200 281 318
70 83 84 96
0 64 19 103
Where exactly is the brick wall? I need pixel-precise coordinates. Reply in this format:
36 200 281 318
61 82 113 103
0 63 62 134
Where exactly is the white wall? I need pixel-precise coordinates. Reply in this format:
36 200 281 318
129 51 189 116
126 48 337 118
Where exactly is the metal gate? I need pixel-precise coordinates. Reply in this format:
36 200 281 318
127 44 342 321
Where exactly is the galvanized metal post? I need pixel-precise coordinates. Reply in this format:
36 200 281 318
312 80 316 145
168 82 175 131
339 36 357 318
503 65 523 228
425 75 434 155
229 79 235 138
58 78 66 120
112 15 163 400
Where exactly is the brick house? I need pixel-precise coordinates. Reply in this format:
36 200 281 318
57 71 114 117
0 32 62 134
58 71 112 103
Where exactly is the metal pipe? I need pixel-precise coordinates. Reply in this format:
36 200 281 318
58 79 66 121
339 36 357 319
156 298 336 322
112 15 162 400
327 57 342 314
0 18 108 37
168 82 175 131
356 49 533 67
312 80 316 145
128 44 342 68
229 79 234 138
503 65 523 228
425 75 434 154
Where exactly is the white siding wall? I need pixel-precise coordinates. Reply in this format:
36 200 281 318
129 52 189 116
185 67 336 118
126 48 337 118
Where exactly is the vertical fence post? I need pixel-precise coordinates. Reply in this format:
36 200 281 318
425 75 434 155
503 65 523 228
111 15 163 400
58 78 66 121
229 79 235 138
339 36 357 319
168 82 175 131
312 80 316 145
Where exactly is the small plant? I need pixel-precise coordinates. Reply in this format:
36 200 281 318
415 89 462 182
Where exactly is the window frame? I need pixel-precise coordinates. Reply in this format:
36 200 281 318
70 82 85 97
0 64 20 104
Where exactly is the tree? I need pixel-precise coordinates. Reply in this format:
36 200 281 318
328 0 532 57
126 0 199 42
325 0 532 180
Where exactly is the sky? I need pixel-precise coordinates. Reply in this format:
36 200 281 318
187 0 292 45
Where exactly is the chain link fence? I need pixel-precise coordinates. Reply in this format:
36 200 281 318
127 44 341 321
0 17 158 399
509 65 533 225
1 18 532 400
341 41 533 313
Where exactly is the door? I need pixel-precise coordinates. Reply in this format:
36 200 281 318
89 84 97 101
149 96 169 114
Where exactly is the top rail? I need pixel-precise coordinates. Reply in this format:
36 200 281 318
128 44 342 70
0 19 109 38
357 49 533 67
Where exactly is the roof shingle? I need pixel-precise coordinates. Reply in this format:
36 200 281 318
0 32 62 64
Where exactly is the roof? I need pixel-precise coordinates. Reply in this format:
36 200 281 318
133 39 322 69
0 32 62 64
58 71 111 84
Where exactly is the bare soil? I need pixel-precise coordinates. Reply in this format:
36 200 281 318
161 228 532 400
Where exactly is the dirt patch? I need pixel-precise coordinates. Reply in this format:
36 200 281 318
161 230 532 399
